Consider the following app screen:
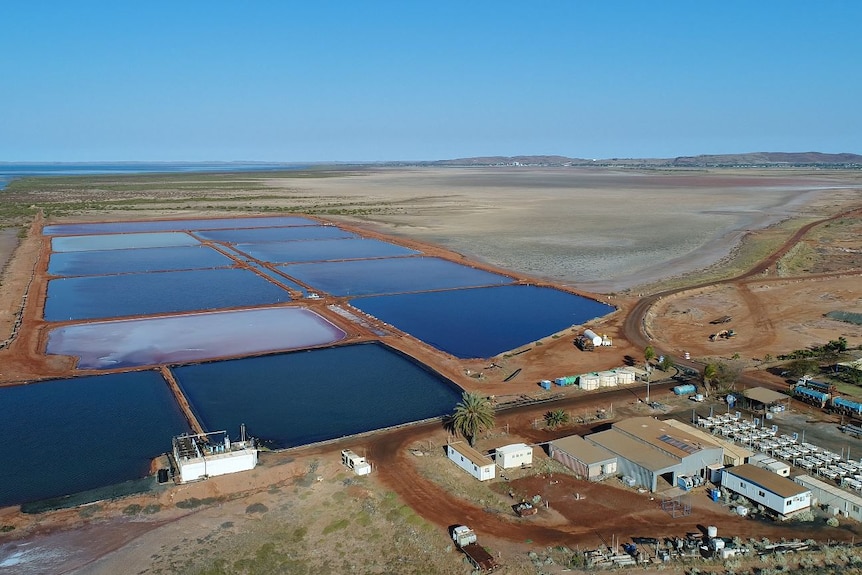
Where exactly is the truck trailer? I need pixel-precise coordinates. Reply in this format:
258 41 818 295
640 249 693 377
451 525 499 571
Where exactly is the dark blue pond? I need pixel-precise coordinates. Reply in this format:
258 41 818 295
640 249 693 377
173 343 462 449
351 285 615 358
0 371 190 507
43 216 320 236
279 256 513 296
48 245 235 277
44 268 291 321
197 225 356 244
52 232 199 252
235 237 420 264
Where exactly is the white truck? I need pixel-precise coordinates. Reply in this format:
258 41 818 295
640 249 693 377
451 525 498 571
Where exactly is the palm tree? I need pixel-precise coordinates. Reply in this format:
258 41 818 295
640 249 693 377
450 392 495 447
703 362 718 395
644 345 656 366
544 409 569 430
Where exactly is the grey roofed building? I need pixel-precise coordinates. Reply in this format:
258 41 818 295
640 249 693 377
585 416 724 492
549 435 617 481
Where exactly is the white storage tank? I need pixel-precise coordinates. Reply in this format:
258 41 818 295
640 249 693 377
583 329 603 347
707 525 718 538
613 369 635 385
579 373 600 390
598 370 618 387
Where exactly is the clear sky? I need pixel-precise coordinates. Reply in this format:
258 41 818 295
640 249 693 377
2 1 860 162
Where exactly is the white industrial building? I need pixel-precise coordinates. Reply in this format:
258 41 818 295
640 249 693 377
172 429 258 484
661 418 752 466
447 442 495 481
494 443 533 469
748 453 791 477
722 464 811 519
585 417 723 492
549 435 617 481
795 474 862 521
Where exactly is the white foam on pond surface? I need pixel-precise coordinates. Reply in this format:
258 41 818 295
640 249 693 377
46 307 347 369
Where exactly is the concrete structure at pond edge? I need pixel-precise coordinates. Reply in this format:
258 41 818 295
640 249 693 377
661 418 752 466
549 435 617 481
172 429 258 484
795 474 862 521
585 417 723 492
446 441 495 481
494 443 534 469
722 464 811 519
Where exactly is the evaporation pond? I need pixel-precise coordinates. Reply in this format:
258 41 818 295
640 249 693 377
47 307 346 369
48 245 235 276
43 216 320 236
279 256 512 296
45 268 291 321
234 237 420 264
52 232 199 252
173 343 462 448
351 284 616 358
196 225 356 244
0 371 189 507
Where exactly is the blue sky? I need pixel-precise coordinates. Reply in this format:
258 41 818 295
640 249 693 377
2 1 860 161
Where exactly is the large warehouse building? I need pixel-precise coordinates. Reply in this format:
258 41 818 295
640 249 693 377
585 417 723 492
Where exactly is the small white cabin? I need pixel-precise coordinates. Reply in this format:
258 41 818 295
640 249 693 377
494 443 533 469
341 449 372 475
447 442 495 481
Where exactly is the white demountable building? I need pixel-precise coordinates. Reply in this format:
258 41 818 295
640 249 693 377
494 443 533 469
447 442 495 481
722 464 811 519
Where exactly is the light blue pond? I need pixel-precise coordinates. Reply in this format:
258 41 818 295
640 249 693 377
173 343 463 449
43 216 320 236
44 268 291 321
351 285 615 358
46 307 346 369
48 245 235 276
279 256 513 296
234 237 420 264
0 371 190 507
196 225 356 244
52 232 199 252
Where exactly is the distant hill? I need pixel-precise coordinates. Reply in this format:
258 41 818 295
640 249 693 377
424 152 862 168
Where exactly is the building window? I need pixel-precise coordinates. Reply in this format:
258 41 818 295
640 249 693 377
854 505 860 513
758 490 765 497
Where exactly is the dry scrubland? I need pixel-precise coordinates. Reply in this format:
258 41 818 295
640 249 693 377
1 167 862 575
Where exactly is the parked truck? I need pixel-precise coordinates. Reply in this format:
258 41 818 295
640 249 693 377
341 449 372 475
451 525 498 571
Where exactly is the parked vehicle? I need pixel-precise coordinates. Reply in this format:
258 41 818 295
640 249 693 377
451 525 499 571
513 501 537 517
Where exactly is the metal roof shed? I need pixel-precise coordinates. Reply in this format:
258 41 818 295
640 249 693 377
549 435 617 481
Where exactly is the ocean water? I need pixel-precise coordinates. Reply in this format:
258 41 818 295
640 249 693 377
1 162 308 191
279 256 513 296
351 284 615 358
44 268 292 321
0 371 190 507
46 307 346 369
173 343 463 448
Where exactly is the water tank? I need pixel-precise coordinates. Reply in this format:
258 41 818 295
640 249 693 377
673 384 697 395
706 525 718 538
157 468 169 483
736 505 749 516
583 329 603 347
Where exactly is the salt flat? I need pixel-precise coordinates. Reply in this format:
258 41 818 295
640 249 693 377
286 167 862 292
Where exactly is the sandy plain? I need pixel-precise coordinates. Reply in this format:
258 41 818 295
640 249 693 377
0 166 862 574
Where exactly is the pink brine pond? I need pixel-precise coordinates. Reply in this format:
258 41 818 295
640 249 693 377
46 307 346 369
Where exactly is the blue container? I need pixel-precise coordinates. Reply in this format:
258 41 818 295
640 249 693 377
673 384 697 395
555 377 567 386
710 488 720 502
540 381 552 390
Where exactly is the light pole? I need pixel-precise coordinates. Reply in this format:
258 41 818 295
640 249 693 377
645 365 652 404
